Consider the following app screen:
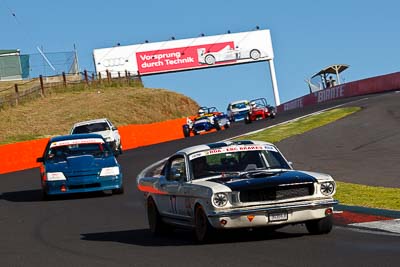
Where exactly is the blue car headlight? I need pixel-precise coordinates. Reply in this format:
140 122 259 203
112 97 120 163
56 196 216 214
46 172 66 181
100 166 120 176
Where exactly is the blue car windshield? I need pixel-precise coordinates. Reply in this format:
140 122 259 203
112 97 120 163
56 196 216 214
46 142 112 161
232 103 248 109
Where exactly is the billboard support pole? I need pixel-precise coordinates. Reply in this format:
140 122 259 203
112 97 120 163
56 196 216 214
268 59 280 106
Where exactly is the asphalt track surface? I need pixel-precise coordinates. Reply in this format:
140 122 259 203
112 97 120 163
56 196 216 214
1 91 399 267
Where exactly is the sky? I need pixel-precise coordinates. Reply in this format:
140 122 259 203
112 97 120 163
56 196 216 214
1 0 400 112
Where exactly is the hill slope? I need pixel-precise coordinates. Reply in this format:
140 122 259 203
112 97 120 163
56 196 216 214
0 85 199 144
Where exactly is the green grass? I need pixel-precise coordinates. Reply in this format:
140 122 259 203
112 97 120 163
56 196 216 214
236 107 400 211
336 181 400 211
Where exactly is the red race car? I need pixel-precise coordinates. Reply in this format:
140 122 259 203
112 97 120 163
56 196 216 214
244 98 276 124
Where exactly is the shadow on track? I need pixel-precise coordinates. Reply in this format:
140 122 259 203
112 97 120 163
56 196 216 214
1 189 114 202
81 227 306 246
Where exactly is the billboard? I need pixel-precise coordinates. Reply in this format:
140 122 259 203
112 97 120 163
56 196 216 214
93 29 274 76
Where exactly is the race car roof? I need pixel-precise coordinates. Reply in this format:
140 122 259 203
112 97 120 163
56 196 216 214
229 99 249 105
177 140 274 155
72 118 110 127
49 133 104 142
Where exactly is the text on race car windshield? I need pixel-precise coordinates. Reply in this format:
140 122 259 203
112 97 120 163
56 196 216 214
190 149 290 180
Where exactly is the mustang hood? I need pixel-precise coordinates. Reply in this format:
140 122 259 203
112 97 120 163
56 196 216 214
209 170 317 191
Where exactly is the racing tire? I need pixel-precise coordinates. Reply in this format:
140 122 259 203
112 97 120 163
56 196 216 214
205 54 216 65
224 123 230 129
250 49 261 60
112 185 124 195
244 114 252 124
147 197 171 236
194 205 215 243
305 215 333 235
214 120 221 131
183 125 191 138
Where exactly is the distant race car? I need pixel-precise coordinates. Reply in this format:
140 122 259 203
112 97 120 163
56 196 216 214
70 118 122 155
244 98 276 124
37 134 124 200
183 107 230 137
227 100 250 122
137 140 338 242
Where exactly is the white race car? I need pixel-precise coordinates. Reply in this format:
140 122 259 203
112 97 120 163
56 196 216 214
70 118 122 155
137 140 338 242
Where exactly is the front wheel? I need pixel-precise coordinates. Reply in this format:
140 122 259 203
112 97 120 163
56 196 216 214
194 205 215 242
305 215 333 235
214 120 221 131
205 54 216 65
112 185 124 195
183 125 191 138
245 114 252 124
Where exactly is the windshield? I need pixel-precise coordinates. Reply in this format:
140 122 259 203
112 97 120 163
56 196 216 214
190 149 290 179
72 122 109 134
232 102 249 109
46 142 112 161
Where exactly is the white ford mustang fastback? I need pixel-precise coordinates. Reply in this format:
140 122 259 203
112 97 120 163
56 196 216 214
137 140 338 242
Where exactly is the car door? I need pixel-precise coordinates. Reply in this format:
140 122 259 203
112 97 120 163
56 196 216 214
161 155 190 218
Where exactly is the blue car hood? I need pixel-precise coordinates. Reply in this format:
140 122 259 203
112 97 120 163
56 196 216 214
45 155 117 174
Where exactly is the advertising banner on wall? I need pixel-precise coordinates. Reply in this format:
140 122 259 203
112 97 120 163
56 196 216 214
93 29 274 76
276 72 400 113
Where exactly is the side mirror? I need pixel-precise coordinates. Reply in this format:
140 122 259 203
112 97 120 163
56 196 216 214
36 157 44 163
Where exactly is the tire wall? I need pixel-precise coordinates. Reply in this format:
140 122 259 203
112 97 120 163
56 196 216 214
277 71 400 113
0 117 187 175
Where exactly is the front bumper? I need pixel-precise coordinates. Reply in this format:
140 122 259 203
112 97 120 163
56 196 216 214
42 175 122 195
207 199 338 229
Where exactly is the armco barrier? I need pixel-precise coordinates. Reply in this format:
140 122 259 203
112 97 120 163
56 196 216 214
0 117 187 175
277 71 400 113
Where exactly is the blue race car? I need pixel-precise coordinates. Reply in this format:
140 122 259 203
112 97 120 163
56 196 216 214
226 100 251 122
37 133 124 199
183 107 230 137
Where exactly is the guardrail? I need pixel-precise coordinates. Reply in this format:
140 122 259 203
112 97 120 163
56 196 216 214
0 117 186 175
277 71 400 113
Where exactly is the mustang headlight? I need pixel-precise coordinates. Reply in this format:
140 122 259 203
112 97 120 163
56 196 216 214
320 181 335 196
212 193 228 207
46 172 66 181
100 166 120 176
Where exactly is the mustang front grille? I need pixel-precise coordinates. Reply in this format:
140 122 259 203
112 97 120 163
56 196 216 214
239 183 314 203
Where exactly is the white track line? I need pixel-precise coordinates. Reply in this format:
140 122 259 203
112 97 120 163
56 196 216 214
350 219 400 234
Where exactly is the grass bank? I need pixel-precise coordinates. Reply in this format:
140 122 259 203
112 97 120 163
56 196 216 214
236 107 400 211
0 84 199 145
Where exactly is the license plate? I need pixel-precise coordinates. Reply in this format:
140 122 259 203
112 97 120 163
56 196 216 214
268 211 288 222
